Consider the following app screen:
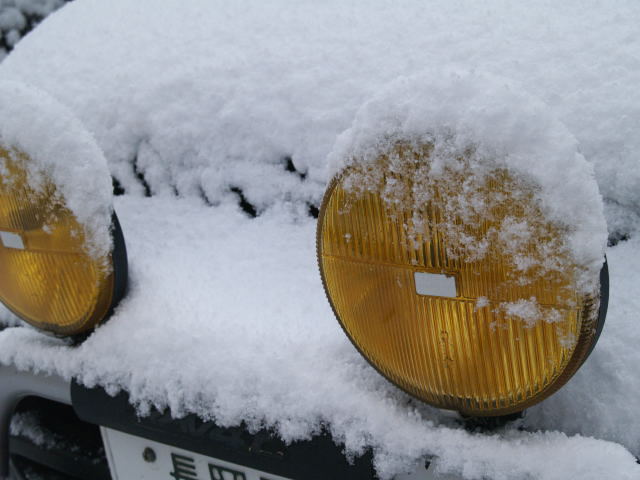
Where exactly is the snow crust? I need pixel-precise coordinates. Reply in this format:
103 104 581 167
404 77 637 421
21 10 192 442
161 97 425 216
0 81 113 260
0 0 638 479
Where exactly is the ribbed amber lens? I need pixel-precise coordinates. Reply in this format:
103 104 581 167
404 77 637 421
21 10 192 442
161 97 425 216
318 145 598 415
0 148 114 335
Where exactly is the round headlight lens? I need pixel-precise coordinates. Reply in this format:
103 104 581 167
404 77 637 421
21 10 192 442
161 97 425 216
318 144 603 416
0 147 125 336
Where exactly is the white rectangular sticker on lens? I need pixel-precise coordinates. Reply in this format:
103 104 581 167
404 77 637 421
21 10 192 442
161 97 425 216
414 272 457 298
0 231 24 250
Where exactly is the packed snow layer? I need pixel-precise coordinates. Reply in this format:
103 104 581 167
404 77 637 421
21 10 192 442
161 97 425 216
0 81 113 260
0 0 638 478
0 196 638 479
0 0 638 238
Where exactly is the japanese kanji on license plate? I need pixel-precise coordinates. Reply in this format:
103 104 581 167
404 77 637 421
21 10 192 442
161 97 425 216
101 427 292 480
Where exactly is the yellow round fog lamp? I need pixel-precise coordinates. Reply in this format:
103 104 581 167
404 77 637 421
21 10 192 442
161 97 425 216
0 148 127 336
317 144 606 416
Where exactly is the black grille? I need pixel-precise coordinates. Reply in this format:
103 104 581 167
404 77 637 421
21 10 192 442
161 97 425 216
9 396 111 480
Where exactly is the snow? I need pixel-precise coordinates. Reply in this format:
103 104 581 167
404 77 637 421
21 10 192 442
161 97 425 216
10 411 84 454
0 81 113 261
328 70 606 306
0 0 638 479
10 412 58 450
1 197 639 479
0 0 67 56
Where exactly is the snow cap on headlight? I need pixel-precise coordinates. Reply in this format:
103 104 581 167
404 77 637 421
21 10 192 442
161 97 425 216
318 71 608 416
0 81 126 336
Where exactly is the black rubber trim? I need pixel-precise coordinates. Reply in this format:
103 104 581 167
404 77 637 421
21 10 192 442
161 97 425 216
70 210 128 343
107 210 129 319
583 257 609 363
71 382 376 480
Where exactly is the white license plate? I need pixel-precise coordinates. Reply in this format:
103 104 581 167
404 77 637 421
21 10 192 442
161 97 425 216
101 427 292 480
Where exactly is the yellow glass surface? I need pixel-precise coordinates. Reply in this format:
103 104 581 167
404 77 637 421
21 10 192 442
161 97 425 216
318 146 597 415
0 148 114 335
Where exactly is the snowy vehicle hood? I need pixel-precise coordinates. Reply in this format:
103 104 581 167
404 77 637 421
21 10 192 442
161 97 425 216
0 1 639 479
